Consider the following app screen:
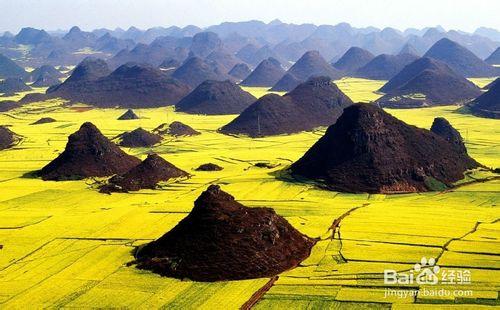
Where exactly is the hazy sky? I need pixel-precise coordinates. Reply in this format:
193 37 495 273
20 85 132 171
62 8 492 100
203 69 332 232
1 0 499 33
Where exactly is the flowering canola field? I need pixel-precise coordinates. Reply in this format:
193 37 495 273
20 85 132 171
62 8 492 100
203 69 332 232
0 78 498 309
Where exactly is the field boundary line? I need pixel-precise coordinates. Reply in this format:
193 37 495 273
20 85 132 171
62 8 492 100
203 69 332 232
240 276 279 310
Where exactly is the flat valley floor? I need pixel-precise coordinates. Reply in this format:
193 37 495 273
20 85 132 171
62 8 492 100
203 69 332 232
0 78 499 309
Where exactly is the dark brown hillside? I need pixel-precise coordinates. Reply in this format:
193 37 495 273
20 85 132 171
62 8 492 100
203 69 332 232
228 63 251 80
172 57 231 88
377 58 482 108
117 109 139 120
176 80 256 115
240 58 285 87
0 78 31 93
290 104 480 193
468 78 500 119
0 53 28 79
48 63 190 108
333 47 375 74
135 185 315 281
116 128 163 147
221 76 353 137
354 53 419 80
0 126 21 150
153 121 200 137
423 38 497 77
100 154 188 193
272 51 342 91
430 117 467 154
39 122 141 180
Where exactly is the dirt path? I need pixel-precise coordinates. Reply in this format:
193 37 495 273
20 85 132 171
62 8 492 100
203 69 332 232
240 276 279 310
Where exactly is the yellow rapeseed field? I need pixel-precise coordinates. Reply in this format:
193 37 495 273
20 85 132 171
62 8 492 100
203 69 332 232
0 78 498 309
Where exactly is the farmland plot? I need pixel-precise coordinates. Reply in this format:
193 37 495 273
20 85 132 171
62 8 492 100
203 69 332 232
0 78 498 308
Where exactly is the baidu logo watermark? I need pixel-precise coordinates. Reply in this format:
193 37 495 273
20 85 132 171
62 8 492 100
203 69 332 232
385 257 442 285
383 257 473 299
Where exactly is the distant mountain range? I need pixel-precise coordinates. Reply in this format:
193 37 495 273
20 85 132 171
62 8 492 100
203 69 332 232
1 20 499 69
